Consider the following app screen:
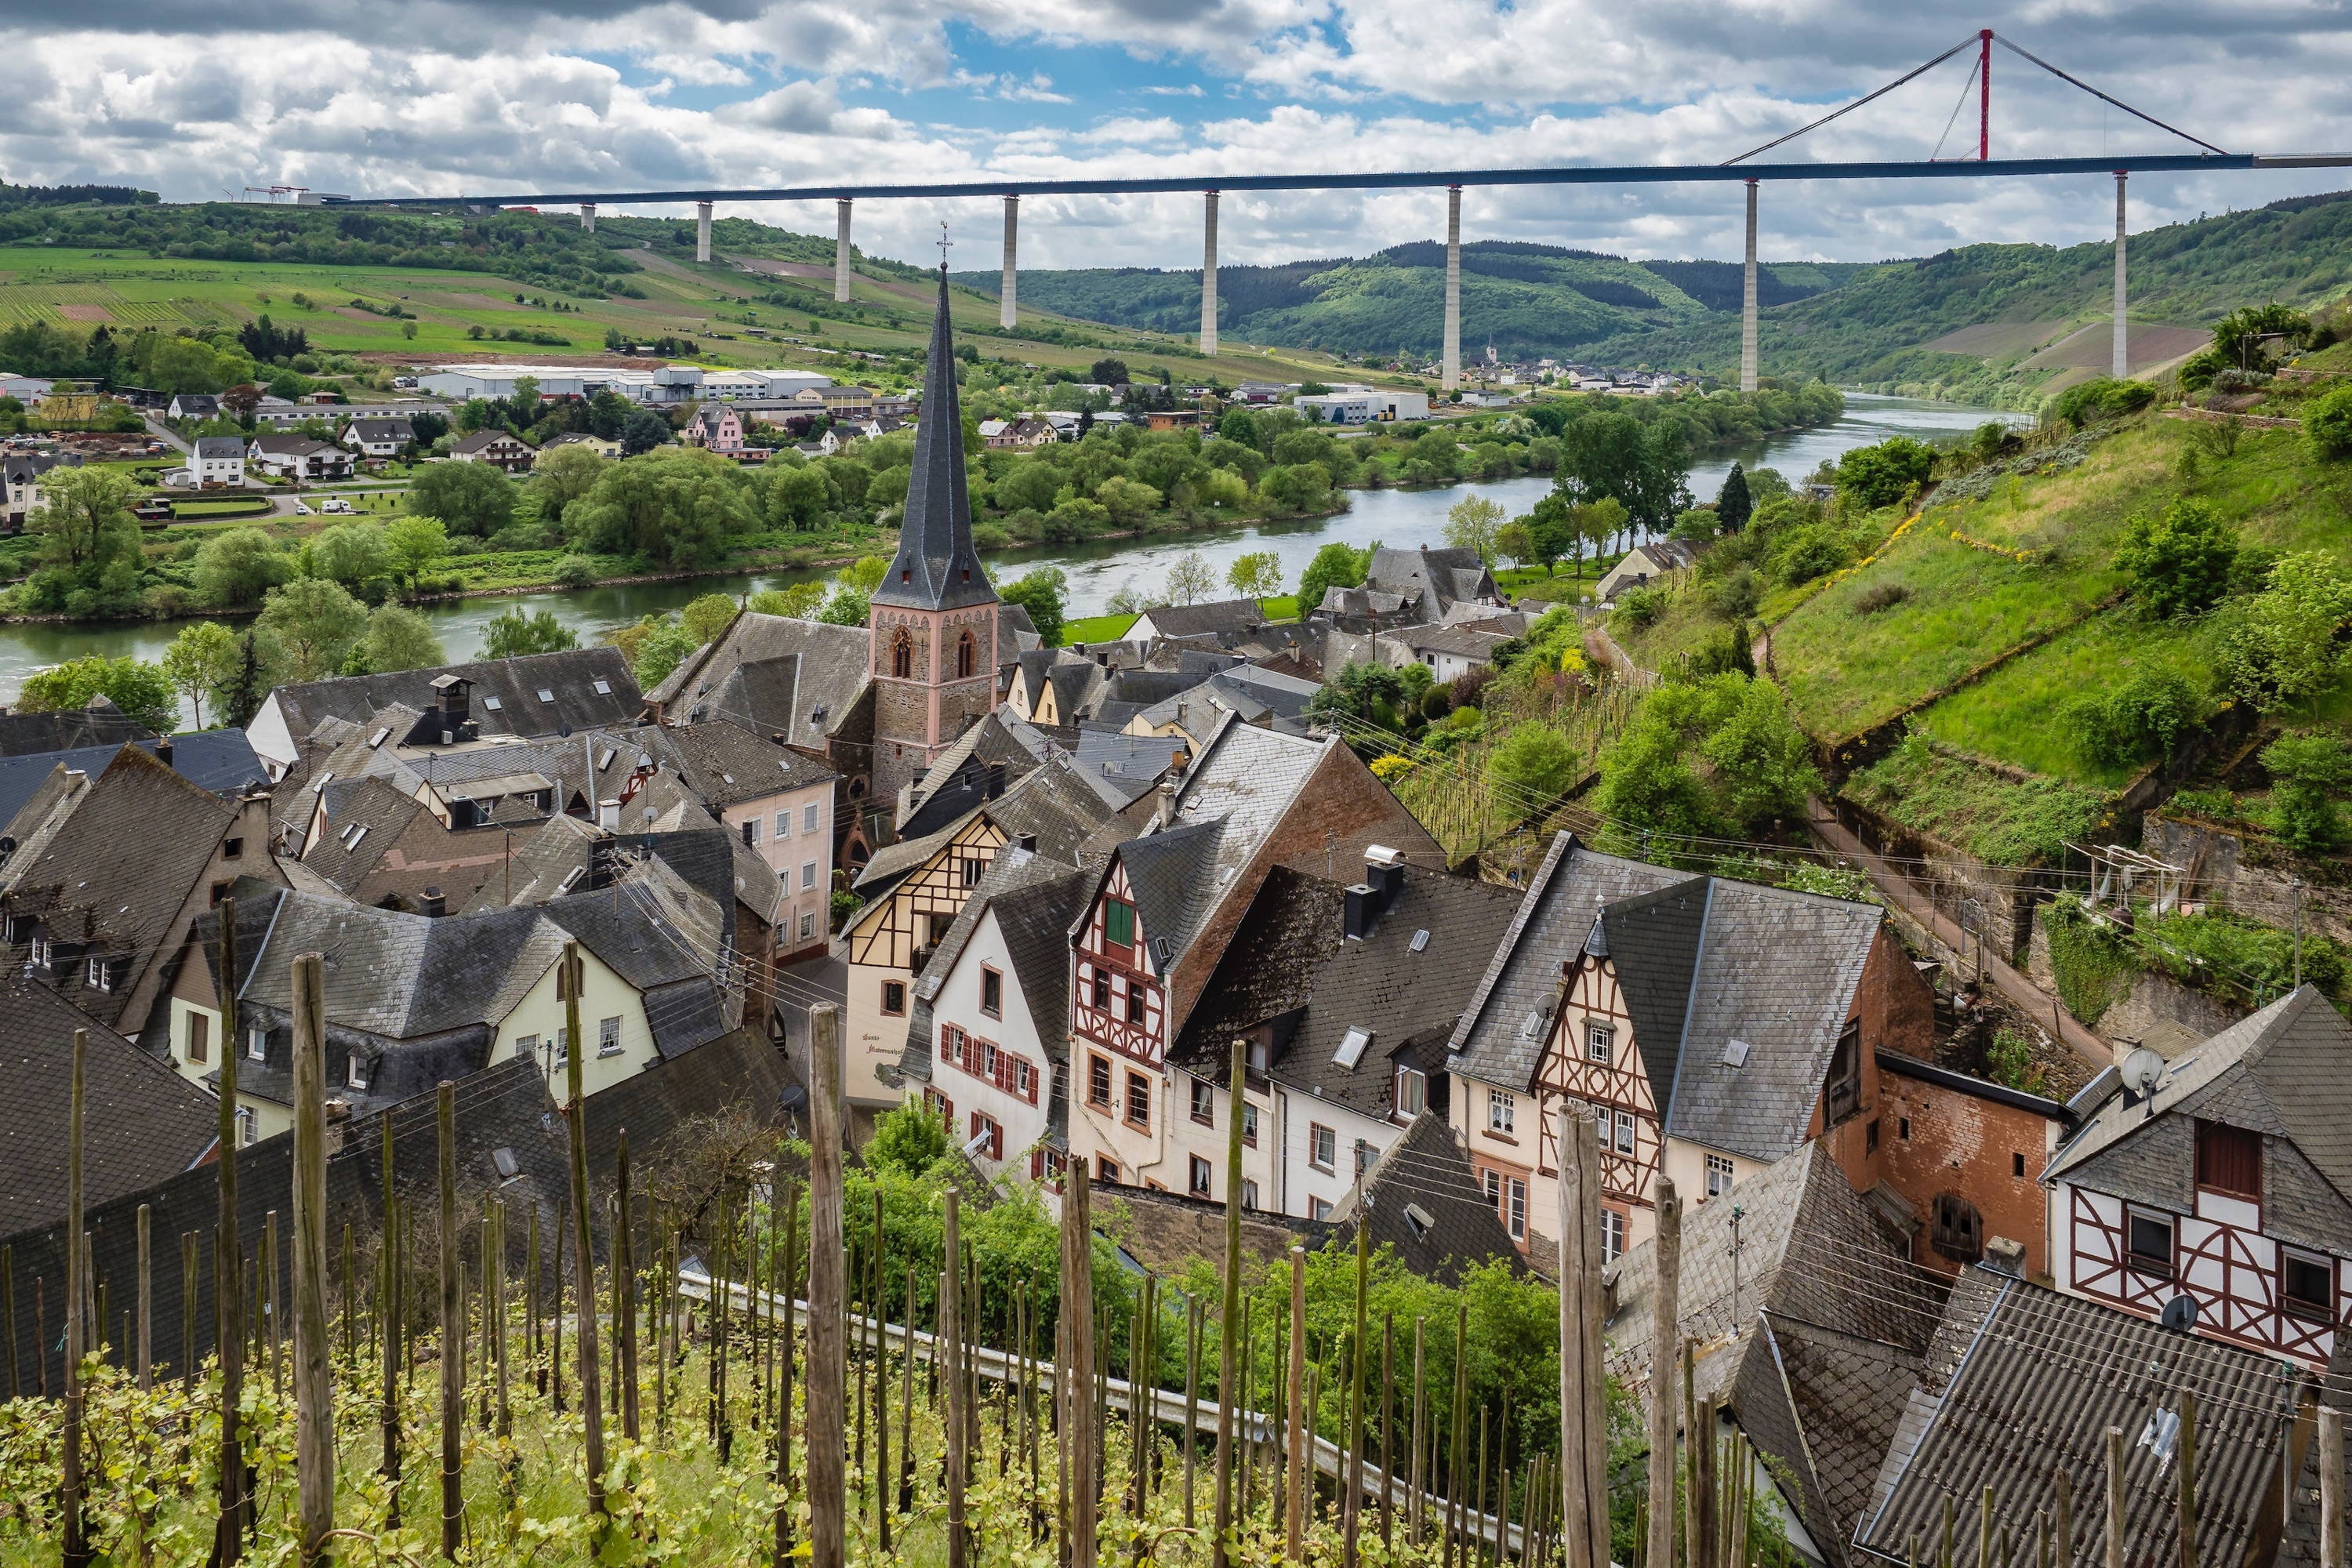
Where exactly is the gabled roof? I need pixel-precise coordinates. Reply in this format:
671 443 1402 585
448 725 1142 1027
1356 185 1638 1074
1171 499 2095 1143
1133 598 1267 640
191 435 245 459
343 416 415 440
250 433 343 457
1108 817 1228 977
267 648 641 751
0 729 265 829
1329 1112 1524 1286
905 848 1093 1076
0 699 151 759
665 718 835 806
451 428 532 454
645 612 873 746
871 267 994 612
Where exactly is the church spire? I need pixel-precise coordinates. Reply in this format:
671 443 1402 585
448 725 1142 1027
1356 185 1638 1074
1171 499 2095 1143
872 263 994 612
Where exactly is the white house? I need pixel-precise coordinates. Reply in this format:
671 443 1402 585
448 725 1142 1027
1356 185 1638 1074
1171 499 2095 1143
1594 539 1700 604
190 436 245 488
247 434 354 482
341 417 416 458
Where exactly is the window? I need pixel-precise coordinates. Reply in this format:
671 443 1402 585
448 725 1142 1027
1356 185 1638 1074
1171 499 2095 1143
1125 1071 1152 1129
804 803 819 833
1600 1208 1627 1264
1584 1021 1614 1064
1242 1179 1260 1210
2128 1210 2175 1276
1611 1108 1635 1155
1088 1054 1112 1109
1016 1060 1035 1102
980 967 1003 1018
598 1016 622 1058
247 1026 267 1062
1931 1192 1984 1264
2194 1120 2262 1199
553 1027 569 1065
881 980 907 1017
2013 1152 2027 1178
1191 1078 1215 1126
961 856 984 887
890 630 913 679
982 1040 999 1078
940 1025 964 1065
1097 1155 1120 1185
515 1034 539 1060
235 1107 256 1146
1241 1100 1259 1147
222 837 243 861
744 818 760 845
1824 1019 1862 1124
1090 968 1111 1010
1310 1198 1333 1222
1487 1088 1515 1136
1899 1116 1911 1142
187 1011 209 1065
1309 1123 1337 1172
84 956 111 991
800 913 816 941
956 631 977 680
924 1086 953 1125
1704 1152 1734 1198
1356 1141 1376 1178
1104 899 1135 948
1189 1156 1213 1197
775 811 791 840
1866 1117 1881 1155
1394 1066 1426 1118
1334 1026 1372 1069
1506 1177 1527 1240
1126 982 1146 1025
2282 1250 2334 1322
969 1112 1003 1161
801 861 817 891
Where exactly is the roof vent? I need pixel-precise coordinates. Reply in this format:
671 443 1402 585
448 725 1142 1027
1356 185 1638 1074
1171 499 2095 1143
1722 1038 1751 1068
1334 1027 1372 1069
1519 1004 1551 1041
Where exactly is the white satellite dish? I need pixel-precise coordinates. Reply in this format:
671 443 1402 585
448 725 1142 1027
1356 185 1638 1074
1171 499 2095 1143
2119 1047 2167 1099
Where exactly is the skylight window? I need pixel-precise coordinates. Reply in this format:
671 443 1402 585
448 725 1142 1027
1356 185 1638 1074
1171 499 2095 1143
368 728 390 750
1410 929 1430 953
339 822 368 851
597 748 615 770
1722 1038 1751 1069
481 697 502 710
537 689 555 702
592 681 612 695
1334 1027 1373 1069
1519 1004 1550 1041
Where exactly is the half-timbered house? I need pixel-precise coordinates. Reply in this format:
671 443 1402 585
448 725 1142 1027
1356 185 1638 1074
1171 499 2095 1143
2044 985 2352 1367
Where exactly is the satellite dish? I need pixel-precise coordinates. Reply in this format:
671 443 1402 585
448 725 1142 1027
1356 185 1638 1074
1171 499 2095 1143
2120 1047 2167 1098
2159 1294 2199 1333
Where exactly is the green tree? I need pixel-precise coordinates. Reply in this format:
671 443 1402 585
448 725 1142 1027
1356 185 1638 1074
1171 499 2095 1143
567 452 753 567
2262 732 2352 854
837 555 890 594
1089 358 1131 388
2116 499 2237 618
2305 385 2352 461
1835 437 1936 511
409 459 516 537
159 621 241 731
1094 476 1163 528
1557 412 1689 529
308 521 391 589
30 466 142 575
1716 463 1753 533
193 527 294 607
866 1096 953 1177
14 655 176 735
994 459 1063 514
630 616 702 688
530 443 608 517
1486 724 1580 805
2210 303 2310 373
480 606 579 659
747 583 826 619
1226 550 1283 606
1494 521 1535 571
1167 551 1217 605
1443 492 1507 562
1595 674 1820 847
358 604 445 674
1521 494 1572 577
2215 552 2352 711
384 515 449 589
681 592 739 646
255 576 370 683
999 567 1068 648
1305 660 1407 736
1296 541 1371 611
619 408 671 456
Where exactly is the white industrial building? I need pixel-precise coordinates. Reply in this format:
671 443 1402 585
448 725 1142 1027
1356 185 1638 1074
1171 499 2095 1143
417 362 832 407
1295 384 1429 424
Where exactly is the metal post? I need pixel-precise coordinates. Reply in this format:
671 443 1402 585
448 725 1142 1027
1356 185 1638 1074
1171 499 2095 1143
2113 172 2129 380
580 202 596 234
1740 180 1760 394
834 200 854 303
1979 30 1993 162
1443 185 1463 393
695 201 713 263
1200 191 1220 357
1000 196 1019 330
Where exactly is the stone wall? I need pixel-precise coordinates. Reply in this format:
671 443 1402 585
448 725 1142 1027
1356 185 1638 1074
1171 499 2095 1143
2145 813 2352 948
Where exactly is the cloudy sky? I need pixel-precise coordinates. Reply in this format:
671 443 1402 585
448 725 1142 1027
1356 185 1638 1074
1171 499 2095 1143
5 1 2349 270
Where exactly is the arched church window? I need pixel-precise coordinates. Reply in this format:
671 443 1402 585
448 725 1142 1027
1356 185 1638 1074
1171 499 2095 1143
956 630 977 679
890 629 913 680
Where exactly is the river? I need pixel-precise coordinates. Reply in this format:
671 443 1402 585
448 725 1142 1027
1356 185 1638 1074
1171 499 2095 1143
0 394 2019 726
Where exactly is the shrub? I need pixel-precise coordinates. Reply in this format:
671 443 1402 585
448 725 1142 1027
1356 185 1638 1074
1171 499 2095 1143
1704 567 1760 621
2305 385 2352 461
2067 670 2199 768
1853 582 1911 615
1772 524 1850 586
1611 583 1669 630
551 554 597 588
1834 437 1936 510
2115 498 2236 618
2260 731 2352 854
2046 377 2155 429
1486 723 1581 806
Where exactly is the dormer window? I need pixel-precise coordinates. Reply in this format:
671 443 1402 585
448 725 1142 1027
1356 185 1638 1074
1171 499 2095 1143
84 956 112 991
247 1026 267 1062
2194 1120 2262 1199
347 1054 371 1091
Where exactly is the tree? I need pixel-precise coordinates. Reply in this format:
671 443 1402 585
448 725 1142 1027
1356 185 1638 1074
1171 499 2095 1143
531 444 608 517
193 527 293 607
1094 476 1163 527
746 583 826 620
14 655 176 735
358 604 445 674
1494 521 1535 571
681 592 738 645
619 408 672 456
1444 492 1507 562
1557 412 1690 529
409 460 515 538
1089 358 1130 388
2116 499 2238 618
1167 551 1217 605
2214 552 2352 711
1305 660 1407 735
1716 463 1752 533
1297 541 1372 611
1226 550 1283 606
999 567 1067 648
1595 674 1820 847
993 460 1063 515
2306 385 2352 461
384 515 449 588
1577 497 1629 564
308 521 391 589
1521 494 1572 577
160 621 241 731
255 576 370 683
30 466 141 575
2210 303 2310 373
480 606 579 659
2262 733 2352 854
1486 724 1579 805
566 452 755 567
1835 437 1936 511
629 616 702 688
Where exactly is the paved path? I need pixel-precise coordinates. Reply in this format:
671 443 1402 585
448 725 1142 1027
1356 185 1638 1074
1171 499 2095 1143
142 416 189 455
1806 799 2112 1071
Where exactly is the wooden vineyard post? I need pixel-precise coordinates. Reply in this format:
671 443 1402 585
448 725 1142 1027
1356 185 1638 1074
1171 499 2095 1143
437 1081 463 1562
1062 1159 1099 1568
561 944 608 1531
875 1188 895 1552
615 1130 640 1443
215 898 248 1563
2177 1392 2198 1568
1184 1296 1202 1529
1449 1305 1471 1568
1411 1317 1428 1548
804 1004 847 1568
775 1179 800 1555
1381 1313 1396 1554
2321 1405 2342 1568
2053 1468 2072 1568
292 953 336 1563
1559 1109 1610 1568
61 1029 89 1568
1285 1244 1308 1562
1346 1220 1370 1566
944 1185 969 1568
1213 1037 1246 1568
136 1203 151 1391
379 1112 402 1526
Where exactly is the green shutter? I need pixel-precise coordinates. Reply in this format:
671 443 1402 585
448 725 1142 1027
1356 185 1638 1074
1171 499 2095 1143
1105 899 1134 947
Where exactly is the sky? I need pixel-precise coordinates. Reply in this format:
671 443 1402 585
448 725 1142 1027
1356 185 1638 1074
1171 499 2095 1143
3 2 2350 272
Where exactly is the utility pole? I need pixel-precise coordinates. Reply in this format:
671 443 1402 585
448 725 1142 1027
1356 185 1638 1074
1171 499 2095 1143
292 954 335 1563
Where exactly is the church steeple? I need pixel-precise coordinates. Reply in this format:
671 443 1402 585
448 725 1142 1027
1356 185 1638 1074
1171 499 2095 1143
873 264 994 612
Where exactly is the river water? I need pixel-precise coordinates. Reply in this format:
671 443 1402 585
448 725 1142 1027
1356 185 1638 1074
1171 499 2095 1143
0 394 2018 725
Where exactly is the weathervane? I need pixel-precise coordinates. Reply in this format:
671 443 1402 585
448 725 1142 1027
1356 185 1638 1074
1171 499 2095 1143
936 221 953 269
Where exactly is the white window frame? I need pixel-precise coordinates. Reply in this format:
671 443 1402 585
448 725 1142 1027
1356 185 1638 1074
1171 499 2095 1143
803 803 820 833
1487 1087 1515 1135
801 861 817 891
744 817 760 844
347 1054 370 1091
1705 1152 1734 1198
1585 1020 1613 1063
1601 1209 1627 1263
799 912 816 940
775 809 791 840
235 1107 256 1146
1309 1122 1337 1172
247 1025 267 1062
597 1016 622 1058
1395 1065 1427 1117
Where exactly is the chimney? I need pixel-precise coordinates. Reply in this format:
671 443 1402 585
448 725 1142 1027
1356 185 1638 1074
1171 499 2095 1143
1156 778 1178 829
154 737 174 768
421 885 446 918
1983 1236 2027 1277
1365 844 1405 911
1344 884 1377 941
598 798 620 832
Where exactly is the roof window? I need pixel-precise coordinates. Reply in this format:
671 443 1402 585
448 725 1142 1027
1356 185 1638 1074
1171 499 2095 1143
481 696 502 711
537 689 555 702
1722 1038 1751 1069
593 680 612 695
1334 1026 1373 1069
1410 929 1429 953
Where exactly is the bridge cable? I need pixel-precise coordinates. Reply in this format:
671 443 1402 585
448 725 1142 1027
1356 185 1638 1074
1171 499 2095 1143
1987 34 2231 158
1723 33 1983 165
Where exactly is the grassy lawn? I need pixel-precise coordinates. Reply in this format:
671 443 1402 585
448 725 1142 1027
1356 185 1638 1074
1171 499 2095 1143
1064 612 1138 644
169 498 275 517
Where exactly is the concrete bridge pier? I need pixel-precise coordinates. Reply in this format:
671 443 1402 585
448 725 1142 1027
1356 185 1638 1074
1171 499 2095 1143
1442 184 1462 393
1200 191 1219 357
1000 195 1018 329
695 200 713 263
836 199 854 303
1740 179 1759 394
2113 172 2129 379
580 202 596 234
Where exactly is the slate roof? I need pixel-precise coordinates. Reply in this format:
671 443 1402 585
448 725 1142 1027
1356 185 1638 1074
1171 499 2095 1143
1857 1266 2310 1568
1171 863 1519 1123
0 728 265 829
1328 1112 1526 1285
267 648 641 753
1134 598 1267 641
1387 623 1512 662
0 979 217 1236
0 699 152 758
343 416 415 445
1364 546 1501 623
1069 727 1181 806
1109 817 1228 978
665 718 836 807
1104 1182 1329 1278
450 428 532 455
870 268 995 613
191 434 243 459
645 614 873 749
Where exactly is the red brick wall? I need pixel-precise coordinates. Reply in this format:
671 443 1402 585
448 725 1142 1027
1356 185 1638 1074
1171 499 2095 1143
1813 926 1939 1196
1877 1063 2056 1279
